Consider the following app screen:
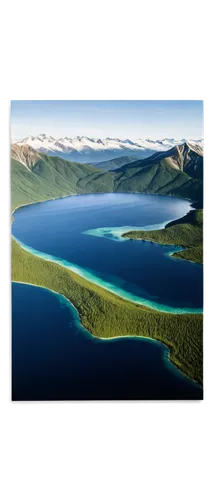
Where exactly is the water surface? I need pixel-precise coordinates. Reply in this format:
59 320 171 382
12 283 203 400
12 193 203 311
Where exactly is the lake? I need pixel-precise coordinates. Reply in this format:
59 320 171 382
12 193 203 400
12 193 203 312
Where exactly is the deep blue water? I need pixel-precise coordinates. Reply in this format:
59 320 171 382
12 194 203 400
12 283 203 400
12 193 203 311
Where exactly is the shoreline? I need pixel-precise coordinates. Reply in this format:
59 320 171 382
12 193 202 315
11 192 77 216
12 190 197 216
11 192 203 385
12 234 202 315
121 200 206 267
167 249 202 265
121 235 193 265
12 280 202 388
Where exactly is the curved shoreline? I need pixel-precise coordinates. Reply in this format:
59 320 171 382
12 280 201 388
12 191 196 214
11 193 203 386
121 208 203 265
12 194 202 314
12 234 202 315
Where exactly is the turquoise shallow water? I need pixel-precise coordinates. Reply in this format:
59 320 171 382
12 282 203 400
13 234 202 314
12 193 203 400
12 192 203 313
83 220 175 241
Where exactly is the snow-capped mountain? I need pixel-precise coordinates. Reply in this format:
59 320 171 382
14 135 203 164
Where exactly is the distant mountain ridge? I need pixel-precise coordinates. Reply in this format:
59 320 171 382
13 134 203 164
11 142 203 211
88 155 139 171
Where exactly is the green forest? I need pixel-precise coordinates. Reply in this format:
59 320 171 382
11 155 100 211
123 209 203 264
12 238 203 385
11 142 203 386
11 142 203 211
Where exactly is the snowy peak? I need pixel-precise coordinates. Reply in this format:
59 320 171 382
171 141 204 156
13 135 203 164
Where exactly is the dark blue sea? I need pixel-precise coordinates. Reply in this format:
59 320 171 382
12 193 203 400
12 283 202 400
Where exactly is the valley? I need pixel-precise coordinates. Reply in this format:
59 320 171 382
11 141 203 210
11 136 204 391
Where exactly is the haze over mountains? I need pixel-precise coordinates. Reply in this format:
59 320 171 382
14 134 203 164
89 156 139 171
11 142 203 211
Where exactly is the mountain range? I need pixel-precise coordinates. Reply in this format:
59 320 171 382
11 142 203 211
77 143 203 203
14 134 203 164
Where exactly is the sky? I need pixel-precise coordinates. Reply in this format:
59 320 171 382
11 100 203 142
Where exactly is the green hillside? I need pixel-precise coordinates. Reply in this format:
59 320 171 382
128 142 203 179
77 146 203 204
11 143 203 210
78 144 205 207
88 155 139 171
181 152 203 179
123 209 203 264
11 151 102 211
113 162 200 197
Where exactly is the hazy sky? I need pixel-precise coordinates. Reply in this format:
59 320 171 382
11 100 203 141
